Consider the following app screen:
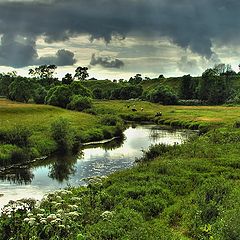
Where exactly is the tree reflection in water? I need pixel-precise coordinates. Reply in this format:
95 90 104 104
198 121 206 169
48 153 81 183
0 167 34 185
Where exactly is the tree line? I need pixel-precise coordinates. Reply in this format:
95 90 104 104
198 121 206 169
0 63 240 108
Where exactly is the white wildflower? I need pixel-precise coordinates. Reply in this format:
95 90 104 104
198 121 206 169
101 211 114 220
23 218 30 222
71 197 81 202
67 211 79 217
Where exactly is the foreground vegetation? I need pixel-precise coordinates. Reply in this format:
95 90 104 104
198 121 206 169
1 96 240 239
1 124 240 239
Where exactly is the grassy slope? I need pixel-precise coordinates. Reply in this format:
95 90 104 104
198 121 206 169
0 99 118 164
94 100 240 128
141 77 182 94
1 99 240 239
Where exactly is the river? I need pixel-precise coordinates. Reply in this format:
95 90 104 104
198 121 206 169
0 125 196 209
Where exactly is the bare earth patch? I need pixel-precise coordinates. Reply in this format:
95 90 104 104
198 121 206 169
195 117 223 122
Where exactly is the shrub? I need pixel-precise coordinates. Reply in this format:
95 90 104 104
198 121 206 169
0 144 20 166
144 85 178 105
233 120 240 128
100 114 123 126
218 207 240 240
92 87 103 99
67 95 92 111
50 118 76 152
1 126 32 147
138 143 174 162
10 148 30 164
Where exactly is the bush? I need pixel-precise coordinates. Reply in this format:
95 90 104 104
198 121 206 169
50 118 76 152
144 85 178 105
10 148 30 164
234 120 240 128
100 114 123 126
0 126 32 147
138 143 174 162
67 95 93 111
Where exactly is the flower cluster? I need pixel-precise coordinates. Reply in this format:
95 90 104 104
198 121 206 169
100 211 114 221
1 198 36 217
22 189 82 231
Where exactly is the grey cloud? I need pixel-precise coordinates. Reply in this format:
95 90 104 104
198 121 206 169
90 54 124 68
36 49 77 66
177 56 201 74
0 33 76 67
0 34 37 68
0 0 240 67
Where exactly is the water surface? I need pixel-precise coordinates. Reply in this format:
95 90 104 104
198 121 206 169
0 125 196 209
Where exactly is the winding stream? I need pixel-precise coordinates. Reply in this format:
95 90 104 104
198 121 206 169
0 125 196 209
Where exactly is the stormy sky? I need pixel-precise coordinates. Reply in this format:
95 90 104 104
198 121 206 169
0 0 240 79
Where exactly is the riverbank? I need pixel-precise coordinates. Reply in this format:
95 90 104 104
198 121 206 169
1 98 240 168
0 99 124 167
1 126 240 239
1 99 240 239
0 125 192 211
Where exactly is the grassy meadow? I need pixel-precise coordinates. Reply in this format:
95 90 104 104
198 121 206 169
0 99 122 166
94 100 240 128
1 98 240 239
1 98 240 167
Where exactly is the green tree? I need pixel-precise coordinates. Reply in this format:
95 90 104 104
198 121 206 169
74 66 89 80
62 73 73 85
129 74 143 85
198 69 217 101
198 68 230 104
67 95 93 111
29 65 59 89
33 85 48 104
0 73 15 97
146 85 178 105
29 65 57 79
69 81 92 97
50 118 75 152
8 77 34 103
180 74 196 99
45 85 72 108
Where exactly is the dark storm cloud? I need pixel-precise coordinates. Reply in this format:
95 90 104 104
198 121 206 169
0 34 37 68
90 54 124 68
0 0 240 66
36 49 77 66
0 34 76 67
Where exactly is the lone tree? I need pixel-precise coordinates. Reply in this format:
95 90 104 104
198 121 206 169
74 67 89 80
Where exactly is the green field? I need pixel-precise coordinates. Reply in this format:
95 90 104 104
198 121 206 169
0 99 122 165
1 98 240 166
1 99 240 239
